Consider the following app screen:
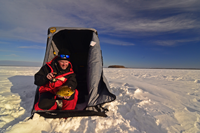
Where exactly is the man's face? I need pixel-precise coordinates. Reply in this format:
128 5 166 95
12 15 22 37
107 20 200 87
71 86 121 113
57 60 69 70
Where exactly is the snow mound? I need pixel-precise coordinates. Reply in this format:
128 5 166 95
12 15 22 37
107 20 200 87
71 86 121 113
194 79 200 83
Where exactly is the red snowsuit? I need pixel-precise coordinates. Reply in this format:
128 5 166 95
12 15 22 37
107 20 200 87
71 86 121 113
34 56 78 110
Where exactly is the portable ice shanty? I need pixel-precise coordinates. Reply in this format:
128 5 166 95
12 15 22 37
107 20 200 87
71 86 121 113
31 27 116 118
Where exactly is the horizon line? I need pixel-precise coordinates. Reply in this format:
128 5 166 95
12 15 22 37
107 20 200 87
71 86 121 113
1 65 199 70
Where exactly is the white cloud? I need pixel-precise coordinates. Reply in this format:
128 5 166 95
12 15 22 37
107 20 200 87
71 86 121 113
122 0 200 10
154 38 200 46
101 38 135 46
5 54 19 57
0 41 12 45
0 49 21 53
0 0 199 43
19 45 45 49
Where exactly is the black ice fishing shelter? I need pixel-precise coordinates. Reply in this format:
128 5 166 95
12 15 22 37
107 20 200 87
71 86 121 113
31 27 116 118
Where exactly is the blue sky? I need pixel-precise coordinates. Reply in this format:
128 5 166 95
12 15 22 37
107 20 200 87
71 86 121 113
0 0 200 68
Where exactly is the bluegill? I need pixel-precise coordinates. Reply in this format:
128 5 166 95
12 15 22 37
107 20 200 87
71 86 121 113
56 86 75 97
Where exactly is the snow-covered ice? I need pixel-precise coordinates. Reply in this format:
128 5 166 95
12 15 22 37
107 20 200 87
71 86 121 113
0 66 200 133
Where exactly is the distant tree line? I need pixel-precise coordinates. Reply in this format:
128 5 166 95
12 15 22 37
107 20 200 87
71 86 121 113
108 65 125 68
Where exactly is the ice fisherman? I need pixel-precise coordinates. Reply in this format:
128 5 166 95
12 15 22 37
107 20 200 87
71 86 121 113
34 49 78 110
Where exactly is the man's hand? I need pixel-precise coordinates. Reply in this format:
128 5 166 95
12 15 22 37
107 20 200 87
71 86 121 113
63 96 71 99
46 72 57 80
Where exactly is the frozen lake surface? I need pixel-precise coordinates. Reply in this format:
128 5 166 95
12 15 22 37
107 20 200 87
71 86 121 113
0 66 200 133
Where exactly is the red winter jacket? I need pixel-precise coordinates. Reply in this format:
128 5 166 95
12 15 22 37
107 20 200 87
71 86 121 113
34 56 77 94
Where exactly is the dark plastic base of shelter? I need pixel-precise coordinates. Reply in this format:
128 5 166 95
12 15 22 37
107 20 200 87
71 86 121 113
32 110 107 118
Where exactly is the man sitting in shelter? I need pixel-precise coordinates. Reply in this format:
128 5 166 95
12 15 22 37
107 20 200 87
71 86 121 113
34 49 78 110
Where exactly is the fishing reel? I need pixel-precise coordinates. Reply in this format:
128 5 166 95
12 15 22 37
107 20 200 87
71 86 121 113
51 78 58 83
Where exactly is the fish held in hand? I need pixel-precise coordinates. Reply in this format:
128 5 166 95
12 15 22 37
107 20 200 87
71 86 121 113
56 86 75 97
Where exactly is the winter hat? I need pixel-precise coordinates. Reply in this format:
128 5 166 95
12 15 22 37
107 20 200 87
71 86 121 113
57 49 71 61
